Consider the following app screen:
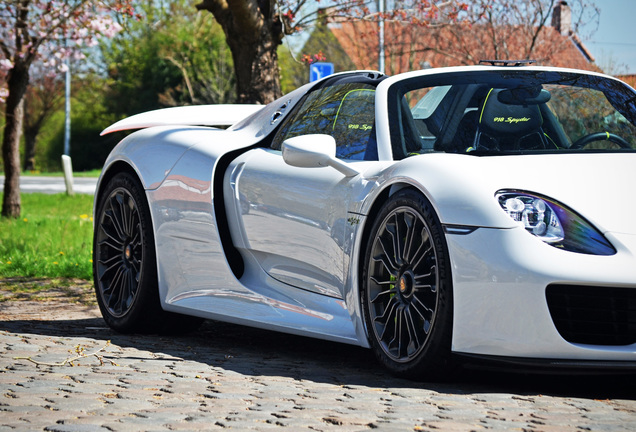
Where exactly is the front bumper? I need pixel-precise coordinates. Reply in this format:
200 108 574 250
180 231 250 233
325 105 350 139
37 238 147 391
447 225 636 362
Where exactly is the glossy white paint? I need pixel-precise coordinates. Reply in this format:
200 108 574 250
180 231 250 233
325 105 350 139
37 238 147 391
282 134 338 167
100 104 264 135
97 126 224 190
370 152 636 234
449 226 636 359
96 66 636 364
143 135 362 345
282 134 360 177
226 148 351 299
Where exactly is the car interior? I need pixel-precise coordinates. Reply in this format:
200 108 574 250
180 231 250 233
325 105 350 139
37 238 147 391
399 78 636 158
401 83 572 156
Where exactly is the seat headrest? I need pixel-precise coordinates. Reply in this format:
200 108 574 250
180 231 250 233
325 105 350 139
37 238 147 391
479 89 542 137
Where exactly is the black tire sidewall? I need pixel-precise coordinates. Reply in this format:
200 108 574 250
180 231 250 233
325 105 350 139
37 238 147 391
361 188 454 379
93 172 162 333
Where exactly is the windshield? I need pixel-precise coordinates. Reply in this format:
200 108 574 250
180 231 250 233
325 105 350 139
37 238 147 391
389 69 636 158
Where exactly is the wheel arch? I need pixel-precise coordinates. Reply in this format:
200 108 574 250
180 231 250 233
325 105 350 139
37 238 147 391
93 160 145 219
96 161 139 196
357 182 435 277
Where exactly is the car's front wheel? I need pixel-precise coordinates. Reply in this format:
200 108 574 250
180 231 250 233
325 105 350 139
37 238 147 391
93 172 202 334
362 188 454 380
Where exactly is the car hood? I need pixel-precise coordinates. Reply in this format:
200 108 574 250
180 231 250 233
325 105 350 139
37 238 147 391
458 153 636 235
384 152 636 236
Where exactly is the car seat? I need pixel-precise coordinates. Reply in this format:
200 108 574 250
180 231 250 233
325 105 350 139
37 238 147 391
472 88 549 151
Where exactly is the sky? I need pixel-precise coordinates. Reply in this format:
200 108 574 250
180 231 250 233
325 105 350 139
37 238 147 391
585 0 636 75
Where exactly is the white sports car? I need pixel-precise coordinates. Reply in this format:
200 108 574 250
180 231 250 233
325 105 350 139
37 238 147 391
95 64 636 379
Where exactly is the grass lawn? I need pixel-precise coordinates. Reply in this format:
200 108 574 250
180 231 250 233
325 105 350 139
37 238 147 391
20 169 102 178
0 193 94 280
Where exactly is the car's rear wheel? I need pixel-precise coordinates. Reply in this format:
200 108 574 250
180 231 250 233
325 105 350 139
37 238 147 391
93 172 202 334
362 188 454 380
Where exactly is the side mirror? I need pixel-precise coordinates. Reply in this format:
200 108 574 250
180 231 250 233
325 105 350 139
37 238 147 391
282 134 359 177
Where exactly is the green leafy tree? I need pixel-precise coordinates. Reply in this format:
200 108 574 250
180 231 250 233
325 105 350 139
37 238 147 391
103 0 234 117
44 72 123 172
101 5 183 117
158 2 235 105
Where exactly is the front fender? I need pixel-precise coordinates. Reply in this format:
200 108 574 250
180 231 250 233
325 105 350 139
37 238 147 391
359 153 518 229
99 126 227 191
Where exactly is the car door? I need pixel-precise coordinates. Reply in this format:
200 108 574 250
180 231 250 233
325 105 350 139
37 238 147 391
226 81 378 299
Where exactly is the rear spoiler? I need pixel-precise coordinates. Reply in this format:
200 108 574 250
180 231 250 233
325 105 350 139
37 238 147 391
100 104 264 136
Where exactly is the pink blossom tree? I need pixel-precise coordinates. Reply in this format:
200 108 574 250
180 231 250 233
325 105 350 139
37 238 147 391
0 0 132 218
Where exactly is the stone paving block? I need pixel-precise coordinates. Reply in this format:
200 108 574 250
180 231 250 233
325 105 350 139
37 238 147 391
2 302 636 431
42 423 117 432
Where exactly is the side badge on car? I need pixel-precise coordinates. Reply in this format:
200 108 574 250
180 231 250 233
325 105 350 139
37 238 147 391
348 216 360 225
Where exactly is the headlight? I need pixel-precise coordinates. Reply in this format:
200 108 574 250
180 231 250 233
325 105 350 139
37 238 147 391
496 191 615 255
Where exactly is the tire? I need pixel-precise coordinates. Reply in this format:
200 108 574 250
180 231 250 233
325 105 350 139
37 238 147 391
361 188 454 380
93 172 202 334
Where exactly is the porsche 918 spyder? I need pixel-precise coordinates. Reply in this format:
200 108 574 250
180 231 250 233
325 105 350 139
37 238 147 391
95 64 636 379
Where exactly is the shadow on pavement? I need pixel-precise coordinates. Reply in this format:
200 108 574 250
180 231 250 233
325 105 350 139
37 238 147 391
1 316 635 401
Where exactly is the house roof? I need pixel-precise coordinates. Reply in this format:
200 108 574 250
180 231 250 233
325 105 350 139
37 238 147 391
324 19 600 75
617 75 636 88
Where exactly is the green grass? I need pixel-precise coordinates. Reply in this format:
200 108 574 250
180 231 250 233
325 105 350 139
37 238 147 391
20 169 102 178
0 193 94 280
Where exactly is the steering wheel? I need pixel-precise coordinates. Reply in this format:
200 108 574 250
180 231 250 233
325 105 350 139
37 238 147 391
570 132 631 149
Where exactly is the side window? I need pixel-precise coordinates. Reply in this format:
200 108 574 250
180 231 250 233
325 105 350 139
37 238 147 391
331 89 375 159
271 83 377 160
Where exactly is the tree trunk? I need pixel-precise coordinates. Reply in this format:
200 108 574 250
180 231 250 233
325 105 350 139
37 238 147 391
196 0 283 105
226 23 282 104
2 62 29 218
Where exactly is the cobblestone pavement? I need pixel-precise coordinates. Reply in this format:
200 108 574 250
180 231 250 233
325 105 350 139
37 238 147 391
1 284 635 431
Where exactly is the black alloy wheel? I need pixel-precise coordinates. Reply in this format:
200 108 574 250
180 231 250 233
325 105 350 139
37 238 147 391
93 172 202 333
95 184 144 319
362 188 454 379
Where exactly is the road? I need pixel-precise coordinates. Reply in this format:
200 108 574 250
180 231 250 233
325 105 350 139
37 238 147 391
0 175 97 195
0 284 635 431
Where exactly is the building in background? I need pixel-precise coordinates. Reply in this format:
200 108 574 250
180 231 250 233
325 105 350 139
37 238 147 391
303 1 598 76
